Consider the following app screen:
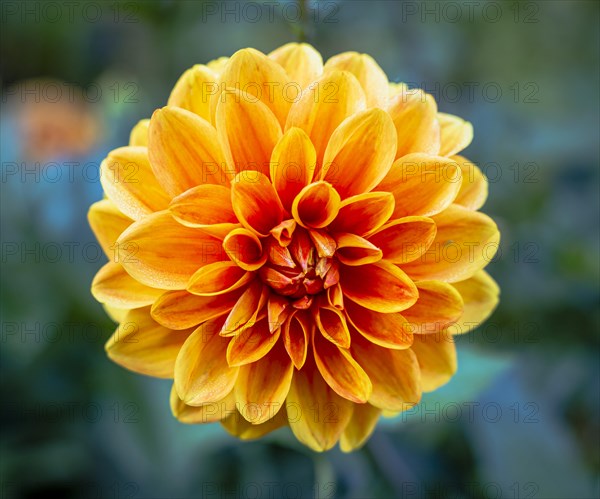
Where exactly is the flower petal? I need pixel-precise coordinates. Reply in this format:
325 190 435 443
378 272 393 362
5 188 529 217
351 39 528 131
410 331 457 391
151 288 242 330
388 88 440 158
344 300 413 350
401 204 500 283
313 329 372 403
170 385 236 423
221 280 266 336
322 108 397 198
88 199 133 258
379 153 462 218
169 184 236 227
226 318 280 367
92 262 163 308
270 127 316 212
117 211 225 290
324 51 389 109
234 342 293 424
334 233 382 266
222 405 288 440
438 112 473 157
403 281 464 334
187 261 254 296
216 89 283 177
286 361 354 452
174 319 239 405
351 333 421 411
230 171 284 236
286 70 367 165
367 216 437 264
129 119 149 146
269 42 323 89
452 155 488 210
329 192 395 236
168 64 218 122
105 307 192 379
214 48 291 126
222 228 268 271
291 181 340 229
340 261 418 313
340 403 381 453
314 304 351 348
149 106 229 197
449 270 499 334
282 310 310 369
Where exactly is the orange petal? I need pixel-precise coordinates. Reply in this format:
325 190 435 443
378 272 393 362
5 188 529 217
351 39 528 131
286 361 354 452
231 171 284 236
148 106 228 196
351 333 421 411
270 127 316 212
92 262 163 308
367 216 437 264
334 233 382 266
403 281 464 334
329 192 394 236
170 385 236 423
270 219 297 246
222 228 268 271
438 112 474 157
221 280 266 336
222 405 288 440
452 155 488 210
291 181 340 229
324 51 389 109
449 270 499 334
129 119 149 146
388 88 440 158
105 307 192 379
322 108 397 198
340 261 418 313
151 288 242 330
345 300 413 350
116 211 225 290
314 304 351 348
174 319 239 405
187 261 254 296
379 153 462 218
327 283 344 310
234 342 293 424
340 403 381 453
214 48 291 127
88 199 133 258
308 230 336 258
267 294 291 332
313 329 372 403
168 64 218 123
216 89 283 176
282 311 310 369
269 42 323 89
169 184 236 227
226 318 280 367
285 70 367 166
411 331 457 391
401 204 500 283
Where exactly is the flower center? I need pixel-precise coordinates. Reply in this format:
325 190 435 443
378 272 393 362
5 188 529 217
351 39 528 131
258 227 339 304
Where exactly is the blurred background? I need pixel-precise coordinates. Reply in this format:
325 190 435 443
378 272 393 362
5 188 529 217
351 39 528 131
1 1 598 498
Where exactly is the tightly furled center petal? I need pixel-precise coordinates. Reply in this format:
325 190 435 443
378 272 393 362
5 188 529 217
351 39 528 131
89 43 500 452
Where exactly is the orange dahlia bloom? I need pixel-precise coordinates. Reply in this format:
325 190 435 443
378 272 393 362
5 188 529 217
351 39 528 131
89 43 500 452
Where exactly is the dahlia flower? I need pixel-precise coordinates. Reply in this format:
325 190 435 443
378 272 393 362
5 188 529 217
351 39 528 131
89 43 500 451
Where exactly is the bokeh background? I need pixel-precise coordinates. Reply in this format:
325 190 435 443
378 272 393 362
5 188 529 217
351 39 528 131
1 1 599 498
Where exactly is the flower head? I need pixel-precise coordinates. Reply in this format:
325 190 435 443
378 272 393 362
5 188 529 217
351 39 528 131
89 43 500 451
